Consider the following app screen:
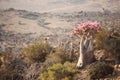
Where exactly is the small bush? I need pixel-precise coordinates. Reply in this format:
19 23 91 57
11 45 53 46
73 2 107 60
89 62 114 80
24 63 43 80
40 62 78 80
95 27 120 63
44 47 75 67
95 28 109 50
22 42 52 63
0 52 26 80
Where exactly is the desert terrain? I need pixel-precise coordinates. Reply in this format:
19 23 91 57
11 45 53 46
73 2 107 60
0 8 120 53
0 0 120 80
0 0 120 53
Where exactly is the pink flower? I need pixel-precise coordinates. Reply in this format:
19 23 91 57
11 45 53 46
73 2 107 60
72 21 101 36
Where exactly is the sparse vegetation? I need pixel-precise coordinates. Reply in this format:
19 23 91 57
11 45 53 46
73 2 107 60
0 8 120 80
41 62 78 80
89 62 114 80
95 27 120 64
22 42 52 63
95 28 109 50
0 52 26 80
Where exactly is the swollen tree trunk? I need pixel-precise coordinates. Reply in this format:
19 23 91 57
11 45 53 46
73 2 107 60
77 36 84 68
86 36 93 53
77 36 94 68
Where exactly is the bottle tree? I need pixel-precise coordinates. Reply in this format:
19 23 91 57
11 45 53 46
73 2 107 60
72 21 101 68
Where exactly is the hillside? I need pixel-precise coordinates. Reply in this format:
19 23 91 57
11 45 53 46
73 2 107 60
0 8 120 80
0 8 120 52
0 0 120 12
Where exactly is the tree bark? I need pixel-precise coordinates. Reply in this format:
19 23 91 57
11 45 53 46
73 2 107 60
77 36 94 68
77 36 84 68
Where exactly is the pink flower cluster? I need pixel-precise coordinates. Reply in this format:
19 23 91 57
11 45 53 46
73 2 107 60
72 21 101 36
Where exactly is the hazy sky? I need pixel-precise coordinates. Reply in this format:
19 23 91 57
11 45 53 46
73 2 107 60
0 0 119 12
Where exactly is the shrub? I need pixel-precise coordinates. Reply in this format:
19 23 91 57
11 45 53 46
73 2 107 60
24 63 43 80
40 62 78 80
89 62 114 80
0 52 26 80
22 42 52 63
94 28 109 50
54 47 76 62
44 47 75 67
95 27 120 63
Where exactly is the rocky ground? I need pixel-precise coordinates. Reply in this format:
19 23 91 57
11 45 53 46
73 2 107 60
0 8 74 53
0 8 120 53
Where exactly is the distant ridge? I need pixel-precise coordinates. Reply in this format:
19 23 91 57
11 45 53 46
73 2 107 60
0 0 119 13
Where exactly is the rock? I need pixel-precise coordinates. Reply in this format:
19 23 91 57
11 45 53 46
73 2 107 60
94 50 106 61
